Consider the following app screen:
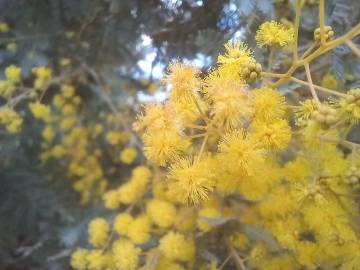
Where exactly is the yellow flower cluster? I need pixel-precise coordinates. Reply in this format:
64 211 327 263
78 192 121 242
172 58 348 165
32 66 52 89
135 43 291 205
5 65 21 83
0 79 15 98
71 13 360 270
0 65 23 99
28 83 126 204
0 107 23 133
103 166 151 209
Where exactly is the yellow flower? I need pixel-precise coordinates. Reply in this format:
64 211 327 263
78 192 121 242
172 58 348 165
118 168 150 205
283 157 313 183
0 80 15 98
127 215 151 244
114 213 134 235
106 131 129 145
29 102 52 121
5 65 21 82
86 250 111 270
295 99 317 126
70 248 88 270
218 129 264 178
256 21 295 47
165 62 200 103
32 66 52 89
132 165 152 181
143 129 190 166
0 107 23 133
61 84 75 98
168 155 215 205
159 231 195 261
204 74 253 128
88 218 109 248
60 116 77 130
42 125 55 142
252 87 286 123
146 199 176 228
170 94 205 124
120 147 137 164
61 104 76 115
52 94 65 108
134 103 176 133
0 22 9 32
251 119 291 151
217 41 257 81
113 239 140 270
102 190 120 209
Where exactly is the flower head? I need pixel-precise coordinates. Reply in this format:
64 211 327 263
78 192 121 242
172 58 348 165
29 102 52 122
159 231 195 261
5 65 21 82
112 239 140 270
0 107 23 133
71 248 88 270
142 129 190 166
256 21 295 47
252 87 286 123
218 129 264 178
168 155 215 205
251 119 291 151
147 199 176 228
0 22 9 32
204 73 253 128
32 66 52 89
120 147 137 164
165 62 200 103
114 213 134 235
127 215 151 244
88 218 110 248
217 41 257 81
103 190 120 209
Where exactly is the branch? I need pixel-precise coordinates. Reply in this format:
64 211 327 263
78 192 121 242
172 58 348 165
304 63 320 105
345 39 360 58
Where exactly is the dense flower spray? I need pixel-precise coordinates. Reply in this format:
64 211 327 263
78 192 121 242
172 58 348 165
68 8 360 267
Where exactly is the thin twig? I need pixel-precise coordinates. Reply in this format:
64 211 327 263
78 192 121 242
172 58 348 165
345 39 360 58
293 0 302 62
219 254 232 270
304 63 320 105
227 241 247 270
197 133 209 163
47 249 72 262
319 0 326 45
289 76 347 97
185 133 207 139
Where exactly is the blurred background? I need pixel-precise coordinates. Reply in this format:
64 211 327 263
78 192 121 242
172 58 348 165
0 0 359 269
